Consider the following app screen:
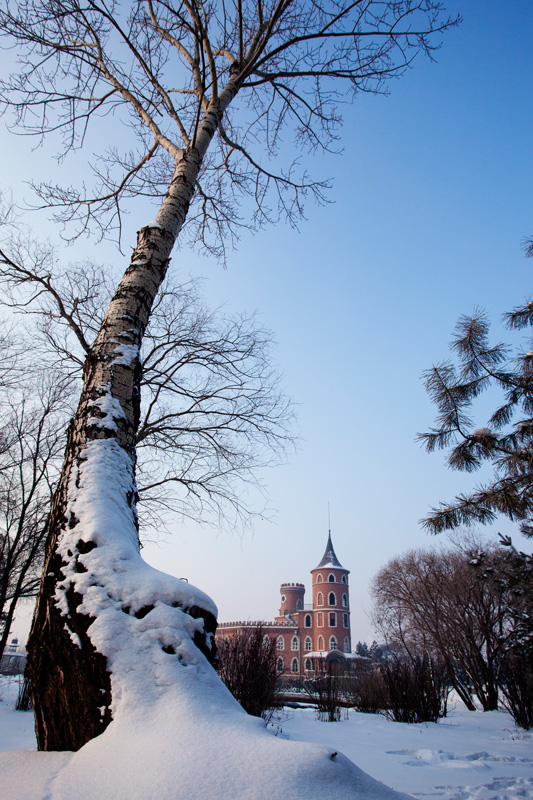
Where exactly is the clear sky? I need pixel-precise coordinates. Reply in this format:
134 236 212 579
3 1 533 644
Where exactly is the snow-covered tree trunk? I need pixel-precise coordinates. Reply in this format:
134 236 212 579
26 133 229 750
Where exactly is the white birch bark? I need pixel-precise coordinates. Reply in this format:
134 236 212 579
27 83 241 750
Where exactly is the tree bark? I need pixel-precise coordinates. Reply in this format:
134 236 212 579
26 144 220 751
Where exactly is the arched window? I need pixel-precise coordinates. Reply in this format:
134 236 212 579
317 592 324 606
343 613 349 628
305 658 312 671
344 637 350 653
317 635 325 651
342 575 347 584
330 636 337 650
305 636 312 651
342 593 348 608
291 658 298 673
305 614 312 628
277 636 284 650
291 636 298 651
296 599 303 610
328 592 336 606
277 657 284 672
317 574 323 583
328 573 335 583
263 634 271 648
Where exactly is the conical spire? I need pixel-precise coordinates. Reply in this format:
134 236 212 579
315 532 343 569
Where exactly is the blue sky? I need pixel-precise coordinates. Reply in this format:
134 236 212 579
3 1 533 643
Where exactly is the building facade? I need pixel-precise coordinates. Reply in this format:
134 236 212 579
216 533 353 678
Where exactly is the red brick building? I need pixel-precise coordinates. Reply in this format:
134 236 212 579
216 533 353 677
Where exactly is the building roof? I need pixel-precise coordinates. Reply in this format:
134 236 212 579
314 532 344 569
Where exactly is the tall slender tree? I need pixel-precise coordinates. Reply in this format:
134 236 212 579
0 0 457 750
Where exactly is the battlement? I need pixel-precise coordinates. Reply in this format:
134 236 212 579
280 582 305 589
217 619 296 628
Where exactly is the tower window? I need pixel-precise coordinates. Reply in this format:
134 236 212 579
305 636 312 651
342 575 347 584
277 636 284 650
305 614 312 628
329 612 336 627
277 657 284 672
317 574 323 583
328 573 335 583
291 636 298 651
291 658 298 673
317 612 324 627
317 592 324 606
296 599 303 610
343 613 349 628
344 637 350 653
342 593 348 608
317 635 325 651
281 595 286 603
328 592 336 606
330 636 337 650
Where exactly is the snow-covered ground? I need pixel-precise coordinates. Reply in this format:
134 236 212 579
1 677 531 800
277 703 533 800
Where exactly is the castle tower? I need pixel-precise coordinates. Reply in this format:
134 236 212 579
310 533 351 654
279 582 305 617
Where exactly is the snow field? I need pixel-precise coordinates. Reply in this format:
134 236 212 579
2 679 532 800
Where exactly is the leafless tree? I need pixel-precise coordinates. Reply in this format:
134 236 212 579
0 237 294 532
371 542 513 711
0 0 458 750
0 361 68 664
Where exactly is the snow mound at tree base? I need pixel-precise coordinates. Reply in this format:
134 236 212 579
0 670 413 800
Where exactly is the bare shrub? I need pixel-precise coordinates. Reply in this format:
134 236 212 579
217 625 279 718
499 652 533 730
348 669 388 714
382 656 449 723
15 675 32 711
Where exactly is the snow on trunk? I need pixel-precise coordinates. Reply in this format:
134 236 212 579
26 146 220 750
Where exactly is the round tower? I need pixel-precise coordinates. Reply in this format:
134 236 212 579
310 533 351 654
279 582 305 616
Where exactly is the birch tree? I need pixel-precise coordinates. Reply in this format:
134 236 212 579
0 0 457 750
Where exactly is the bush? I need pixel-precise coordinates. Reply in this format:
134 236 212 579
15 675 32 711
499 652 533 730
381 656 449 723
348 669 388 714
217 625 279 718
304 672 343 722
